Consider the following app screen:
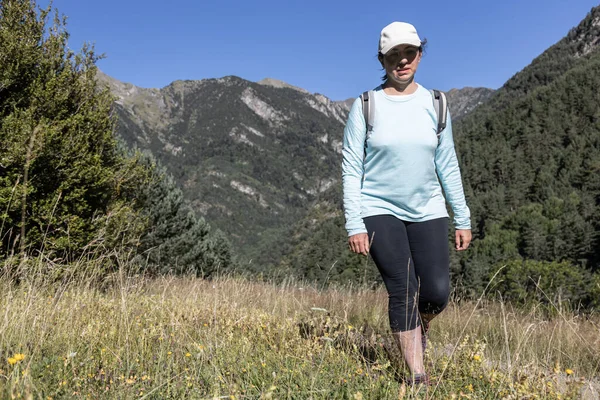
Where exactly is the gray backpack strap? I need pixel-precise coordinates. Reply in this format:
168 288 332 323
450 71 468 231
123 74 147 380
431 89 448 143
359 90 375 149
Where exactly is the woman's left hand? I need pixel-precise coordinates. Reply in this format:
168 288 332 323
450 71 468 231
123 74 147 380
455 229 472 251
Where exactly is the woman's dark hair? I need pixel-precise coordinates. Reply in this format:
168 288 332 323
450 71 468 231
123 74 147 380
379 39 428 82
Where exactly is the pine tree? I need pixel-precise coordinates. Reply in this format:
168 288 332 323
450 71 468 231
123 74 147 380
134 155 234 276
0 0 146 262
0 0 235 278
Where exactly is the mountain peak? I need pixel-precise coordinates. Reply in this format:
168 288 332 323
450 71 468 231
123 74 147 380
95 69 156 104
257 78 309 94
445 87 495 119
570 6 600 57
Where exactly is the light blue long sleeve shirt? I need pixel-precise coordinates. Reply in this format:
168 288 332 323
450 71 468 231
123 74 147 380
342 84 471 236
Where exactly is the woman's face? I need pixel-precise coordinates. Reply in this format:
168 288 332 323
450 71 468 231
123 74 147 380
380 44 422 84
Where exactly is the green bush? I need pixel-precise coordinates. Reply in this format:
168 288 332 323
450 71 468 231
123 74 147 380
490 259 598 309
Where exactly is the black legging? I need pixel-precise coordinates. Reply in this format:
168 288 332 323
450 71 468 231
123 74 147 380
364 215 450 332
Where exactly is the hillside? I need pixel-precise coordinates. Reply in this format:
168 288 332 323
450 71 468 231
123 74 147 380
451 6 600 292
98 72 350 267
445 87 495 119
486 8 600 109
101 5 600 289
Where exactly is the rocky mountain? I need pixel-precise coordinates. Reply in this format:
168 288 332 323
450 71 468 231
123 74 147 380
257 78 309 93
335 98 356 112
445 87 495 119
98 65 498 269
98 71 351 266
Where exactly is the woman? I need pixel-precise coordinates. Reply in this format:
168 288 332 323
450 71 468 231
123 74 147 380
341 21 472 385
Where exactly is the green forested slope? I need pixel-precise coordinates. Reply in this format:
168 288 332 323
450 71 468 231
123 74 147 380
277 7 600 302
473 7 600 110
453 40 600 293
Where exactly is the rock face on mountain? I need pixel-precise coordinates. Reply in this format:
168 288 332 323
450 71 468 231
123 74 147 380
257 78 309 93
334 98 356 112
98 72 351 264
445 87 495 120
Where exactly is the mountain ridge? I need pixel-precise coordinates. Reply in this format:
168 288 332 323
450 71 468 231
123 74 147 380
101 71 349 266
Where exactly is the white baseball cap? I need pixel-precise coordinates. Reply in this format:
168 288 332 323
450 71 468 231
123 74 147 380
378 22 422 55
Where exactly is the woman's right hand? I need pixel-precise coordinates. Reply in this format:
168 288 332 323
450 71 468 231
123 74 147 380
348 233 370 255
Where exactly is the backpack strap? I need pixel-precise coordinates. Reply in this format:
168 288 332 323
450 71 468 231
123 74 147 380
359 90 375 150
430 89 448 143
360 89 448 148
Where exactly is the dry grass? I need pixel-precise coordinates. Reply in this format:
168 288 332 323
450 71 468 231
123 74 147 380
0 270 599 399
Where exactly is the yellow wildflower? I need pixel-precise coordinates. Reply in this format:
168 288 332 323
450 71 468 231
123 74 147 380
473 354 481 362
7 358 17 365
185 353 191 357
565 369 573 375
14 354 25 362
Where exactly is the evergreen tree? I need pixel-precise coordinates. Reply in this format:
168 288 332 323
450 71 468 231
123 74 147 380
0 0 147 262
0 0 234 279
134 155 234 276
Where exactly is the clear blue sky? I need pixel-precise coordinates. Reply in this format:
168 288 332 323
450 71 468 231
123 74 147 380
41 0 598 100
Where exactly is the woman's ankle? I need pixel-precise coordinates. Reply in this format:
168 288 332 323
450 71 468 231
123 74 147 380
392 328 425 374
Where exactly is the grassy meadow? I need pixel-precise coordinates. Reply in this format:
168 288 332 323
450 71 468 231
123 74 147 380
0 266 599 399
